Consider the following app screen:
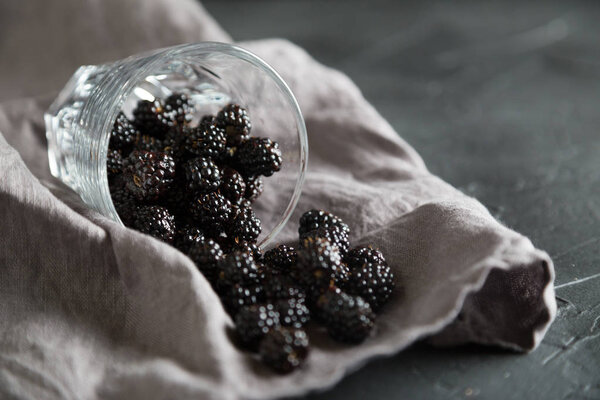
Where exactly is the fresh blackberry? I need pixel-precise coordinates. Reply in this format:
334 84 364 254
132 205 176 243
228 205 261 242
298 209 350 237
189 192 232 227
188 239 224 283
110 112 137 151
183 157 221 194
276 298 310 329
259 327 309 374
184 119 226 158
263 245 297 272
234 303 280 350
164 93 193 126
132 133 167 153
110 181 137 226
222 284 264 316
174 224 206 254
219 167 246 204
216 103 252 145
316 290 375 344
224 240 262 260
244 175 264 202
301 225 350 257
132 99 170 138
236 138 282 177
107 149 124 178
295 237 348 297
263 274 306 302
345 246 386 269
346 262 395 312
216 251 261 291
124 150 175 201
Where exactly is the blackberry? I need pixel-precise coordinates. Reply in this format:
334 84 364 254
189 192 232 227
164 93 193 126
216 251 260 291
316 290 375 344
174 224 206 254
263 274 306 302
133 205 176 243
346 262 395 312
234 303 280 350
244 175 264 202
132 133 167 153
276 298 310 329
124 150 175 201
110 112 137 151
183 157 221 194
188 239 224 283
106 149 123 178
184 119 226 158
132 99 171 138
159 184 190 219
222 284 264 316
263 245 297 271
345 246 386 269
298 209 350 237
224 240 262 260
216 103 251 145
259 327 309 374
301 225 350 257
110 181 137 226
236 138 282 177
228 205 261 242
219 167 246 204
295 237 348 297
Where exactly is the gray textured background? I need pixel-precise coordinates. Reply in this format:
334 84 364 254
202 0 600 399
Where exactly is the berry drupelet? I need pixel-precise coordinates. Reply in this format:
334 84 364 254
133 205 176 243
183 157 221 194
235 303 280 350
124 150 176 202
236 137 282 177
216 103 252 145
316 290 375 344
259 327 309 374
244 175 264 202
298 209 350 237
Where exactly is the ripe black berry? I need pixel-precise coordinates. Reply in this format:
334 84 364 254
174 224 206 254
219 167 246 204
223 240 262 260
345 246 386 269
133 205 176 243
316 290 375 344
259 327 309 374
216 251 261 291
164 93 193 126
183 157 221 194
346 262 395 312
301 225 350 257
188 239 224 283
263 274 306 302
216 104 251 145
110 112 137 151
124 150 175 201
189 192 232 227
263 245 297 271
236 138 282 177
222 284 264 316
276 297 310 329
295 237 348 297
228 205 261 242
298 209 350 237
184 119 226 158
106 149 123 178
132 99 171 138
244 175 264 202
235 303 280 350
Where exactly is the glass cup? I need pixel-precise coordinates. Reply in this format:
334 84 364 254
45 42 308 248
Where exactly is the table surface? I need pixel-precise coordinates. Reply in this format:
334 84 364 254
203 1 600 398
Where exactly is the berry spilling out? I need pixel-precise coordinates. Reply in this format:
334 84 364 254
108 95 397 374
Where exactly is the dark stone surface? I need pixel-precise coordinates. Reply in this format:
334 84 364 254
203 1 600 398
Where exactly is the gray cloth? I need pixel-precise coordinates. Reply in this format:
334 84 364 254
0 0 556 399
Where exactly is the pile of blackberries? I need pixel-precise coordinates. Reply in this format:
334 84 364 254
107 94 396 374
